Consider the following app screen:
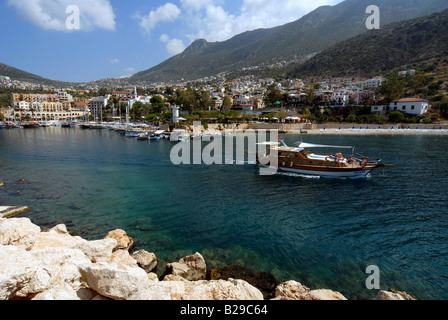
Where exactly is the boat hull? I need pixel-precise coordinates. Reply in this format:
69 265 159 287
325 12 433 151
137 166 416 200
258 161 377 178
275 165 373 178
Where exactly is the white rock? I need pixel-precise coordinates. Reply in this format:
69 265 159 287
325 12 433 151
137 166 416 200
110 249 138 266
375 290 406 300
32 282 80 300
273 280 347 300
132 250 158 273
0 218 41 250
308 289 347 300
75 238 117 263
49 224 69 235
274 280 310 300
79 262 151 300
166 252 207 281
31 231 85 251
130 279 264 301
30 247 91 291
0 245 36 300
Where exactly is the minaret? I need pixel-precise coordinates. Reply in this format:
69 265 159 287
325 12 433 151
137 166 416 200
134 86 138 100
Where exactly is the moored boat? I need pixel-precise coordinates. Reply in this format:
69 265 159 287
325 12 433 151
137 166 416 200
257 140 394 178
149 130 165 140
137 133 149 140
21 121 40 129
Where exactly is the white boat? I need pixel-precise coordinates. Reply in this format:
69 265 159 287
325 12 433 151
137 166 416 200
137 133 149 140
125 131 141 138
90 123 107 129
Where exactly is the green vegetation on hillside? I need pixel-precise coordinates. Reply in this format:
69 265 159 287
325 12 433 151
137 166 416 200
291 9 448 78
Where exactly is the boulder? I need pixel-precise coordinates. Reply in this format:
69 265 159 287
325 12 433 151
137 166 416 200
0 218 41 250
308 289 348 301
273 280 347 300
375 289 418 300
75 238 117 263
110 249 138 266
130 279 264 301
79 262 151 300
131 250 158 273
50 224 69 235
165 252 207 281
208 264 279 299
105 229 133 251
0 244 92 300
31 229 85 251
32 282 80 300
273 280 310 300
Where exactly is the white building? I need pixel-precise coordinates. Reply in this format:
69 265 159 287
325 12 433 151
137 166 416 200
56 90 74 102
365 77 383 89
389 98 429 115
18 101 30 110
371 105 388 116
88 95 110 119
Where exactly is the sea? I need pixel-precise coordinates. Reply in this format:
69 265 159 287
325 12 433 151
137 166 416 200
1 127 447 300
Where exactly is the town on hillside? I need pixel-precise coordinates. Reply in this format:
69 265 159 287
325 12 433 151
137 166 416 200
1 66 447 127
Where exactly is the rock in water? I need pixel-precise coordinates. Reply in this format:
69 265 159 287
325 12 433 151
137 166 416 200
165 252 207 281
132 250 158 274
208 264 280 299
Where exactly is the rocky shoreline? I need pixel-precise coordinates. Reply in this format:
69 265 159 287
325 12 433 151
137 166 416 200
0 217 416 301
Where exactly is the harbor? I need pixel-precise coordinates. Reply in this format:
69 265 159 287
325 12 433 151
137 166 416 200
1 127 448 300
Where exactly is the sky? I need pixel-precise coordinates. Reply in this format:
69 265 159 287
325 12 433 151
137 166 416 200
0 0 343 83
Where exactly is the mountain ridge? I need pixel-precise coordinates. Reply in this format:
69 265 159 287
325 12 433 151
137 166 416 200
3 0 448 86
131 0 448 83
289 9 448 78
0 63 75 88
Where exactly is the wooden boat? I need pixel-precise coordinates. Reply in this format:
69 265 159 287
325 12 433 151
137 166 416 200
137 133 149 140
21 121 40 129
256 140 394 178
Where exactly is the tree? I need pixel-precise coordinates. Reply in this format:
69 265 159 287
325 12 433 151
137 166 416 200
304 88 315 105
379 75 405 103
175 87 199 112
264 84 283 107
222 96 233 112
98 88 110 97
198 90 212 110
387 111 404 123
150 96 165 113
433 96 448 119
407 72 427 96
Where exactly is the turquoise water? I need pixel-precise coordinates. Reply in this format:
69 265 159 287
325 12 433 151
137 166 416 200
1 127 447 300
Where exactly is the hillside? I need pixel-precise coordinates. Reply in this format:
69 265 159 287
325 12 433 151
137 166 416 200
0 63 75 88
290 9 448 78
131 0 448 83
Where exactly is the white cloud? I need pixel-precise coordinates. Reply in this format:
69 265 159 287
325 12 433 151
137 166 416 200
7 0 116 31
181 0 342 42
160 34 186 55
125 67 136 73
180 0 219 12
110 58 120 64
138 3 181 34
